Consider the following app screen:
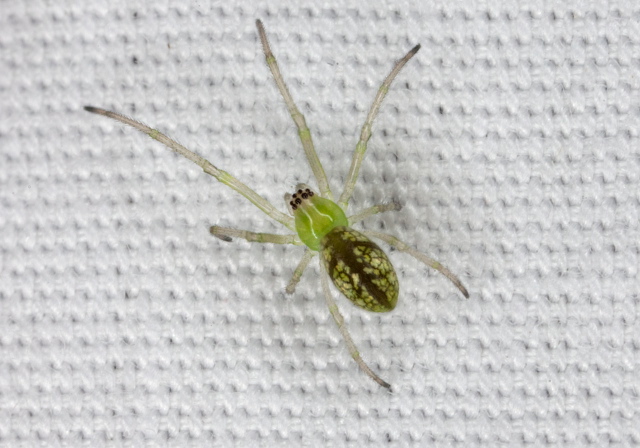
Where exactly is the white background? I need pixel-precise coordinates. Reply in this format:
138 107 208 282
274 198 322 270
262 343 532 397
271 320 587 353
1 0 639 446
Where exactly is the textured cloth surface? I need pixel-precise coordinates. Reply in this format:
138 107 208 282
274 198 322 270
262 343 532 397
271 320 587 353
1 1 639 446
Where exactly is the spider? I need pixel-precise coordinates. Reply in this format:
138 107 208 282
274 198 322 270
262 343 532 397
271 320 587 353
85 20 469 390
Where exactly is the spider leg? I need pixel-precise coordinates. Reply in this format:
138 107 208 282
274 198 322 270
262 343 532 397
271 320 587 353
84 106 295 231
285 249 316 294
256 20 333 200
338 44 421 209
210 226 300 244
320 261 392 389
348 201 403 226
364 230 469 298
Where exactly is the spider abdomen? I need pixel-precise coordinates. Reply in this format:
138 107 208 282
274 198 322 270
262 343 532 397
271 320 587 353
320 226 399 312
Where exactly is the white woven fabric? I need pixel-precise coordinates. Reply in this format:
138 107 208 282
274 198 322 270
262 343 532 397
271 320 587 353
2 1 639 446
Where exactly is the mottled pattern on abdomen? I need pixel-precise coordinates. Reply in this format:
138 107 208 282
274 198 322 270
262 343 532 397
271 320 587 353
320 226 399 312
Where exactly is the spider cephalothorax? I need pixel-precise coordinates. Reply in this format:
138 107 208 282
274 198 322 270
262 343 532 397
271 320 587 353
85 19 468 390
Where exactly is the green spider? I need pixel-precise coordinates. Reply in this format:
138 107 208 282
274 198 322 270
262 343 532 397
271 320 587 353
85 20 469 389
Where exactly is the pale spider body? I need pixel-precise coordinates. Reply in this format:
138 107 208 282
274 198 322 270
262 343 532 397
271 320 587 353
85 20 468 389
286 185 399 312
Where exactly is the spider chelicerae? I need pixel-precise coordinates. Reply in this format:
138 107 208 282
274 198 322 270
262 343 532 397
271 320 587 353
85 19 469 389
